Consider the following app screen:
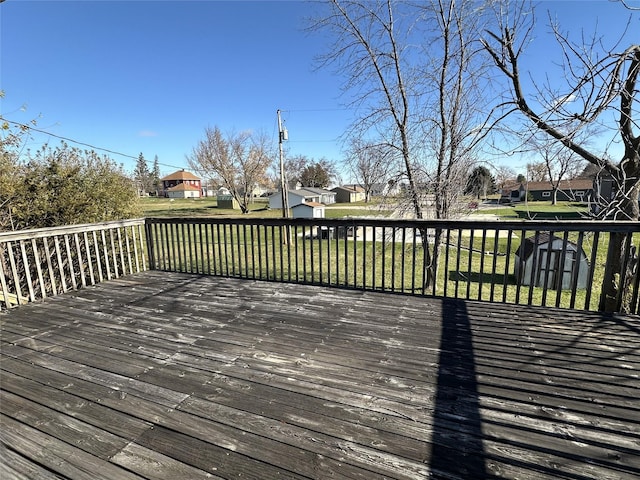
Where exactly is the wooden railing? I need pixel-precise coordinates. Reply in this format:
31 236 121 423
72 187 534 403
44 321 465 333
3 216 640 313
0 219 147 311
146 217 640 314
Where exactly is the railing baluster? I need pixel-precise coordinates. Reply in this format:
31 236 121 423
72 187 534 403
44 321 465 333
400 227 406 293
280 225 285 282
502 230 513 304
19 240 36 302
489 229 499 303
0 250 11 309
454 228 462 298
256 224 262 280
109 229 119 279
466 229 474 300
541 232 554 306
555 231 570 308
73 233 87 287
32 238 46 298
443 229 451 298
391 227 396 292
584 231 600 311
116 228 126 276
569 231 584 310
478 229 488 301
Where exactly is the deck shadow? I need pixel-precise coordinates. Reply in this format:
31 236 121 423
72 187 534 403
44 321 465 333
429 297 487 478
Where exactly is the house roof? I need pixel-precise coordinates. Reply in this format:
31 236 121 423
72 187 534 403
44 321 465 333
160 169 201 182
525 179 593 192
298 187 336 196
166 183 200 192
332 185 365 193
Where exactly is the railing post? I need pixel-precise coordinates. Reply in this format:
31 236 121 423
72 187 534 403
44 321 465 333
145 220 156 271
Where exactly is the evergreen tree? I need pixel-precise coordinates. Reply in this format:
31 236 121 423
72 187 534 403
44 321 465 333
134 152 151 195
151 155 161 195
464 166 496 199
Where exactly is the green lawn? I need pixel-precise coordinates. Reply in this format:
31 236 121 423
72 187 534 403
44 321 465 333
477 201 589 220
141 197 389 219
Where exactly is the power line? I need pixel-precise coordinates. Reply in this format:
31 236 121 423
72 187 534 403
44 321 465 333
1 118 185 170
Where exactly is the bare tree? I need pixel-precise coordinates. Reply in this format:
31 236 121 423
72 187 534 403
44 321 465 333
314 0 501 289
482 4 640 311
493 164 517 190
529 133 586 204
188 126 272 214
345 138 394 202
525 161 548 182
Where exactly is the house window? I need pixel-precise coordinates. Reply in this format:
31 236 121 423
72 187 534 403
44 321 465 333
542 192 551 197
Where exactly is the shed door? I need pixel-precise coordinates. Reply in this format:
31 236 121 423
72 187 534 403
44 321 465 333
537 248 576 290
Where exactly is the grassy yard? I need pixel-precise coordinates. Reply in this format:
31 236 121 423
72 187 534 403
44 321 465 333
141 197 390 219
479 201 589 220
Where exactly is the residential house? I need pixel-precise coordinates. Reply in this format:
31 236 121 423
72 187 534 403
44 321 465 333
499 183 526 203
160 170 202 198
332 185 366 203
268 188 336 209
370 181 401 197
525 179 594 202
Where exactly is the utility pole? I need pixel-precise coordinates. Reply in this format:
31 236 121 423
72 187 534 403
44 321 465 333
277 109 290 218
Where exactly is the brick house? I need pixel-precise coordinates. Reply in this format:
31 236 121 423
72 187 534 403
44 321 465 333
160 170 202 198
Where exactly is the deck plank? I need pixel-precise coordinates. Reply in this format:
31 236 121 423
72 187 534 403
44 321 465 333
2 271 639 479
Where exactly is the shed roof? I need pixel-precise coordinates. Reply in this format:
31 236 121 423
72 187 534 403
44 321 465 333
515 232 580 259
293 201 324 209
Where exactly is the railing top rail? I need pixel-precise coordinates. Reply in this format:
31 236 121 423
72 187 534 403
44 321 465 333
0 218 146 242
144 216 640 233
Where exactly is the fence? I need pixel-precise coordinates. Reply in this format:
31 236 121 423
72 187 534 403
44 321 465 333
3 217 640 313
0 219 147 311
145 217 640 313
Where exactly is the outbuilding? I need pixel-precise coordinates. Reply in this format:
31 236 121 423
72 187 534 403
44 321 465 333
292 202 325 219
514 233 589 290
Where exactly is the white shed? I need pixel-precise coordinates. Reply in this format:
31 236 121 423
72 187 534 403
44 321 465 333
514 233 589 290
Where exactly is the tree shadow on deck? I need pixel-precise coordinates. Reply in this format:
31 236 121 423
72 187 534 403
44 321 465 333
429 298 487 478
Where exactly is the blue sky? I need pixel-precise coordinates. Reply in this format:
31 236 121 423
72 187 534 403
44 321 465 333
1 0 638 179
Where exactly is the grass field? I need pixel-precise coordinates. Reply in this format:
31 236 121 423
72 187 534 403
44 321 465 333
477 201 589 220
141 197 390 219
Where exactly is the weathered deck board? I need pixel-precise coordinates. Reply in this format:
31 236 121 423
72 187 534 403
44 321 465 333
1 271 639 479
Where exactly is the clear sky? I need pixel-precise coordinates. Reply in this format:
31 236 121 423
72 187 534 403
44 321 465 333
1 0 638 179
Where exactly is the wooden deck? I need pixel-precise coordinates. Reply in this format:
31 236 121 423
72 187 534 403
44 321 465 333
1 271 639 479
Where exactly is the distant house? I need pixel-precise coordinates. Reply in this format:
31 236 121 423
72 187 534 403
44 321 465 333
499 183 526 203
514 233 589 290
165 183 201 199
160 170 202 198
299 187 336 205
370 181 401 197
268 188 336 209
525 179 594 202
332 185 366 203
292 202 325 219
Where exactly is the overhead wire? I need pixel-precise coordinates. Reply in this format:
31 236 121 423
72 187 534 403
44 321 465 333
0 118 185 170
